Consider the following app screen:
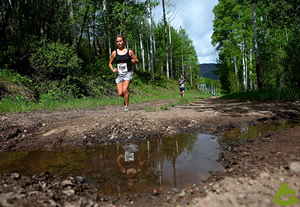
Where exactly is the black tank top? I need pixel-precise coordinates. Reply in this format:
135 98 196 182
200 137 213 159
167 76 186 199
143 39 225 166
115 49 132 72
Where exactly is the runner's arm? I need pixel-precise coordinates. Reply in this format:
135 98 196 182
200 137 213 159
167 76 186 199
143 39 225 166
109 51 117 73
129 50 139 64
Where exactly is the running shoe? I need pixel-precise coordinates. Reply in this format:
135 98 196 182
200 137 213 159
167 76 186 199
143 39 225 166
125 106 129 112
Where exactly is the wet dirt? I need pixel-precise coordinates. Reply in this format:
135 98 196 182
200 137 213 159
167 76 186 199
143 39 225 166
0 96 300 206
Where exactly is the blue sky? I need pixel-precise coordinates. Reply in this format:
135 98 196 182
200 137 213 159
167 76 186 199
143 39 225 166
152 0 219 64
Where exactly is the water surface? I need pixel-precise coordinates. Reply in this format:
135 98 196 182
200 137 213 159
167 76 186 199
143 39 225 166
0 133 222 195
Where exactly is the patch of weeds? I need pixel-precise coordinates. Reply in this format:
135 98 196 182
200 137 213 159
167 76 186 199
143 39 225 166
145 106 157 112
160 104 171 110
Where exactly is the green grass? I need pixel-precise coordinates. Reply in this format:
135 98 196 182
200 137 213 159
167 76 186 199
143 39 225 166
220 89 300 101
0 84 209 113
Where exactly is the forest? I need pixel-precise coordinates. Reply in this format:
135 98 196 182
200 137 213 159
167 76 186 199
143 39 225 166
0 0 202 105
0 0 299 107
212 0 299 93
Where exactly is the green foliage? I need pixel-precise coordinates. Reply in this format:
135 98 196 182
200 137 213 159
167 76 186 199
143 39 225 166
228 70 240 93
212 0 300 92
0 95 36 113
29 38 82 79
0 68 32 86
221 89 300 101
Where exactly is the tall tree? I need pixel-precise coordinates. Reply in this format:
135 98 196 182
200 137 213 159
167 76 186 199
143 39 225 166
162 0 169 79
251 1 262 89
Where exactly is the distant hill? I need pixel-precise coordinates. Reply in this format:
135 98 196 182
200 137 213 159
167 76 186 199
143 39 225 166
199 63 218 80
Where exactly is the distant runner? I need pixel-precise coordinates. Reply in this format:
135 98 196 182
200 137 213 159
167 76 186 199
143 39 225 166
178 74 186 98
109 35 139 112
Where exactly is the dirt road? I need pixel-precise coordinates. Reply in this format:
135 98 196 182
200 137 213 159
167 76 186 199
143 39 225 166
1 97 300 206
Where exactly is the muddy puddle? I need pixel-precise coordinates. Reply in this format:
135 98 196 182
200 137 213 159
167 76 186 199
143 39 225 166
1 120 299 196
0 134 223 196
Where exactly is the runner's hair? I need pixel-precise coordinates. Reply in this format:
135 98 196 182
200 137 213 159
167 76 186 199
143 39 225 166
117 35 126 44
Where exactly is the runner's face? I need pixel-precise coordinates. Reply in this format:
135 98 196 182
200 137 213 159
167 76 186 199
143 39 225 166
116 37 125 48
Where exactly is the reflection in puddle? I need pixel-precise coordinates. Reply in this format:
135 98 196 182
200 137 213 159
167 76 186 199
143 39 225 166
0 134 223 195
218 120 300 144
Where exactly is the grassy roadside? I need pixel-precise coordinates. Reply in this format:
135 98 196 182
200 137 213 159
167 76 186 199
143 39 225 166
0 83 210 114
220 89 300 101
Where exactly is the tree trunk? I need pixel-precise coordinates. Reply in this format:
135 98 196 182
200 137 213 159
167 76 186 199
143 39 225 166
139 24 145 71
162 0 169 79
68 0 76 47
167 2 173 78
93 4 96 55
249 49 254 90
103 0 111 59
242 41 247 91
190 63 192 87
148 3 154 79
1 0 12 42
181 47 184 75
252 2 263 89
234 56 238 78
77 4 90 51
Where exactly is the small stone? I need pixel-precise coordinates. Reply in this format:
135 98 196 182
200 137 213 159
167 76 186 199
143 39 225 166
239 194 245 199
191 184 197 189
260 172 269 178
248 180 255 186
28 191 40 195
178 190 185 198
62 180 74 187
290 162 300 173
228 168 234 173
62 189 75 196
76 176 85 184
11 173 20 179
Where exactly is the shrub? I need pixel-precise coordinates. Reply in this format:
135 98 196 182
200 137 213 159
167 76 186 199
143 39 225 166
29 38 82 80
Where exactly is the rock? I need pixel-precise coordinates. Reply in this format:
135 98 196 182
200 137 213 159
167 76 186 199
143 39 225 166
290 162 300 173
11 173 20 179
191 184 197 189
62 180 74 187
178 190 185 198
260 172 270 179
62 189 75 196
47 199 59 207
76 176 85 184
28 191 40 195
248 180 255 186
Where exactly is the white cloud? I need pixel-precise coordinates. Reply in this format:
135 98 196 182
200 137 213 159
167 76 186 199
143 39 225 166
153 0 219 63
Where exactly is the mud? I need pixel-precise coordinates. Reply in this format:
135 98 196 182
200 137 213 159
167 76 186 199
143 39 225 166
0 97 300 206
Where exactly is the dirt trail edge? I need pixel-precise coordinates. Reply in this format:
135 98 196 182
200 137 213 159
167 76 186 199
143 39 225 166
1 97 300 207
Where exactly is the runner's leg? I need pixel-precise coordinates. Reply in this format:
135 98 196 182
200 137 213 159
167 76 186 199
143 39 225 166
123 80 131 106
117 82 124 97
